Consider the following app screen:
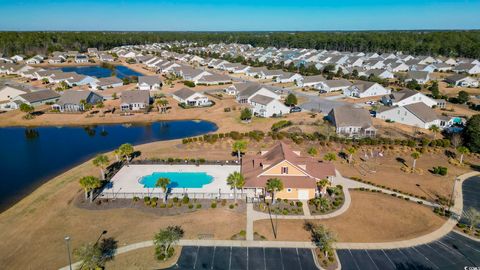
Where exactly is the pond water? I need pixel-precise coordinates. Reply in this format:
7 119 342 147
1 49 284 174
54 65 143 79
0 120 217 212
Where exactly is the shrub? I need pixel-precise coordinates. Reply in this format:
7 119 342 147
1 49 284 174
151 201 157 207
296 201 303 207
188 204 194 209
211 202 217 208
182 196 190 204
167 203 173 208
282 209 289 215
173 197 179 203
183 80 195 87
229 204 235 209
271 120 292 132
196 203 202 209
133 196 140 202
159 203 166 208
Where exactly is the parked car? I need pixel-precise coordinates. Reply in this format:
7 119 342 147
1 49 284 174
290 106 302 113
369 110 377 117
365 101 377 105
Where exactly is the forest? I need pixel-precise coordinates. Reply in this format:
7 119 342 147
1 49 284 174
0 31 480 59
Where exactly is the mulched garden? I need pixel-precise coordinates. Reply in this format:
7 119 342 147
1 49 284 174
254 199 304 215
308 185 345 215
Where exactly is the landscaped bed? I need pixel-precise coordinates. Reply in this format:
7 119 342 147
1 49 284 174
76 195 245 216
253 199 304 215
308 185 345 215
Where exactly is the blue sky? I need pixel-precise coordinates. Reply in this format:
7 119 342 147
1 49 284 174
0 0 479 31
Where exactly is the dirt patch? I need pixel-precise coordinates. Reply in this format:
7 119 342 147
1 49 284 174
254 191 446 242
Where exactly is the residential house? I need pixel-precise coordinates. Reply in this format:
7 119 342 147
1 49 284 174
376 102 447 129
52 90 103 112
13 89 60 107
75 54 89 63
87 48 99 57
99 54 115 62
224 82 258 96
381 88 437 107
316 79 352 93
0 85 29 110
249 94 290 117
405 71 430 84
90 76 124 90
173 88 210 107
364 69 394 79
138 76 162 90
453 64 480 75
259 69 284 80
241 142 336 200
327 105 376 137
236 84 281 104
343 81 391 98
445 74 479 88
11 55 25 63
196 74 231 85
297 75 325 88
120 90 150 111
275 72 303 84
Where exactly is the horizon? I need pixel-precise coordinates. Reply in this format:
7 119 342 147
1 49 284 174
1 0 480 31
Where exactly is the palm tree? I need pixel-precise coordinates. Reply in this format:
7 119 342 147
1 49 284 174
73 243 104 270
457 146 470 164
117 143 134 164
227 172 245 203
156 99 169 113
265 178 284 204
464 207 480 231
92 154 110 180
154 226 184 261
411 151 421 171
323 152 336 162
429 125 440 139
317 179 330 194
79 176 102 203
155 177 171 203
232 140 247 161
346 147 356 164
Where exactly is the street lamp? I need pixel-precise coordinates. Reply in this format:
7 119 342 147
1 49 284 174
64 236 72 270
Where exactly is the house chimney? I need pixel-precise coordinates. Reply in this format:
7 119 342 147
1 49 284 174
252 159 255 168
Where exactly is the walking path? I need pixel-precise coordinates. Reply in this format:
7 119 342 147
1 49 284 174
59 172 478 270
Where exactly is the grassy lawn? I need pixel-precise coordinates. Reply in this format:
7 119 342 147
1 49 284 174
254 190 446 242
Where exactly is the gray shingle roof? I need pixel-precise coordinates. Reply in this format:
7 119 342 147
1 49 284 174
121 90 150 104
173 88 196 100
19 89 60 103
250 94 275 105
138 76 161 85
330 105 373 128
404 102 439 123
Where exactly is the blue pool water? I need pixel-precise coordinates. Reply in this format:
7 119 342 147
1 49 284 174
140 172 213 188
54 65 143 79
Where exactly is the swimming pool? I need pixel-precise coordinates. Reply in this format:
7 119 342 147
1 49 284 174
139 172 213 188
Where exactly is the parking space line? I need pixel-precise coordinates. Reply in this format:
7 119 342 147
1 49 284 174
364 250 379 270
381 249 396 269
295 248 303 270
263 248 266 270
228 246 232 270
279 248 285 270
411 246 440 269
347 249 361 270
210 246 216 270
193 246 200 270
437 240 467 258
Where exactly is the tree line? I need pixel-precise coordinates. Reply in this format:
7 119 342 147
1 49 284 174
1 31 480 58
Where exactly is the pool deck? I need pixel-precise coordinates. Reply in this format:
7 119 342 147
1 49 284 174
102 164 240 196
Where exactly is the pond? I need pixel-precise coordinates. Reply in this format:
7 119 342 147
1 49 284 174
0 120 217 212
53 65 143 79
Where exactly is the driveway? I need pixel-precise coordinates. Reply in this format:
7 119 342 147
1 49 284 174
167 246 319 270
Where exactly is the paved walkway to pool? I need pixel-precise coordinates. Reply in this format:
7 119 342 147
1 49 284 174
102 164 240 198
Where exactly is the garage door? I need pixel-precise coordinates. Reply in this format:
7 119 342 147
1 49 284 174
298 189 309 200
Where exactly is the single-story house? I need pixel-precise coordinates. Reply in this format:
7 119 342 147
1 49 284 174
381 88 437 107
316 79 353 93
242 142 336 200
364 69 395 79
343 81 391 98
249 94 290 118
13 89 60 107
376 102 447 129
328 105 376 137
196 74 231 85
90 76 124 90
120 90 150 111
75 54 89 63
138 76 162 91
453 64 480 75
173 88 210 107
52 90 103 112
275 72 303 84
445 74 479 88
297 75 326 88
405 71 430 84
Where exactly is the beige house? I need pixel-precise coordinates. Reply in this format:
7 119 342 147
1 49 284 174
242 142 336 200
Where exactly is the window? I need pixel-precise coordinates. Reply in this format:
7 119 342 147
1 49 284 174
287 188 292 193
281 166 288 174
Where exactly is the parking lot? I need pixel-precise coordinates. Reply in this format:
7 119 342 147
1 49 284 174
462 176 480 216
167 246 319 270
337 232 480 270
